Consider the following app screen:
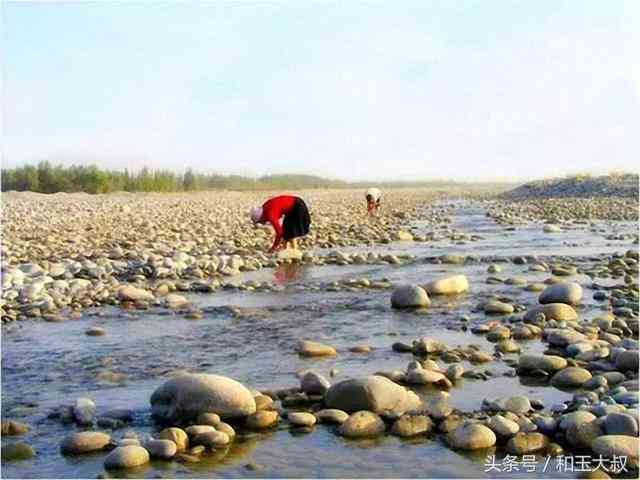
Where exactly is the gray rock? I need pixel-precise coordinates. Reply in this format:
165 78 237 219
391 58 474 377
301 371 331 395
324 376 421 414
145 439 177 459
591 435 639 468
504 396 531 414
390 284 430 309
150 374 256 422
605 413 639 436
104 445 150 469
487 415 520 437
539 283 583 306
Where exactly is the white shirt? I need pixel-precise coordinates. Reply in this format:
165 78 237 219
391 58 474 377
366 188 381 202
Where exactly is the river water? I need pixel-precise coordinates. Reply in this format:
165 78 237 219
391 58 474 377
1 202 637 478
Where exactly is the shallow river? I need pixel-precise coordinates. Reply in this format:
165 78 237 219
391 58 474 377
1 202 637 478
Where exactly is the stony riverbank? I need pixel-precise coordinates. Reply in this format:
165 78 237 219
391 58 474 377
1 190 638 478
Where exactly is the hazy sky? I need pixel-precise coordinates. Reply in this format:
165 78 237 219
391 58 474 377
3 1 639 181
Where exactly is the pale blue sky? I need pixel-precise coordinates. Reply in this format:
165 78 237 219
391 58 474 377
2 1 639 181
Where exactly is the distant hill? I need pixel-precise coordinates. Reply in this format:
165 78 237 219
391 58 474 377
501 173 639 199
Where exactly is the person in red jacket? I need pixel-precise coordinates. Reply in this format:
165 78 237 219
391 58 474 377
250 195 311 253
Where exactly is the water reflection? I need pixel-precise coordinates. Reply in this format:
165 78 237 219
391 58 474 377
274 263 308 284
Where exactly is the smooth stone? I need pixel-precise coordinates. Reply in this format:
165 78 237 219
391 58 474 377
518 354 568 373
145 439 177 459
185 425 216 436
604 413 639 436
301 371 331 395
196 412 221 426
1 442 36 461
391 414 433 437
1 420 29 436
390 284 430 309
524 304 578 322
551 367 592 388
539 282 583 306
104 445 150 469
615 350 639 371
560 411 597 430
484 301 514 315
288 412 317 427
245 410 279 429
446 423 496 450
314 409 349 424
117 286 154 302
158 428 189 452
591 435 639 468
504 396 531 414
324 376 421 414
85 327 106 336
338 411 385 438
192 431 230 448
150 373 256 422
423 275 469 295
215 422 236 440
487 415 520 437
297 340 337 357
506 432 549 454
60 431 111 454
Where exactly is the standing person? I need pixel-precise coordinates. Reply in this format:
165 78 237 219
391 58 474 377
365 187 382 216
250 195 311 253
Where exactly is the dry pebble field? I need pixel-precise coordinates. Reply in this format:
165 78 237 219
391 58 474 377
1 188 639 479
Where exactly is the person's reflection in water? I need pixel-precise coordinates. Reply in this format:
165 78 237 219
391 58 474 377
274 262 306 284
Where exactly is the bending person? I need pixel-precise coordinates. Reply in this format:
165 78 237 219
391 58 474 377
250 195 311 253
365 187 382 216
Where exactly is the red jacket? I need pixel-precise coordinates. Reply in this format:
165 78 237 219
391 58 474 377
260 195 297 250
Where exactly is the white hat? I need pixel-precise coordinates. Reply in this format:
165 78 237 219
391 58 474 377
366 188 381 200
250 207 263 223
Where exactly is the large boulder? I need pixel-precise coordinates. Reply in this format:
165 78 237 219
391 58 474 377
539 283 583 306
324 376 421 414
423 275 469 295
150 374 256 422
390 285 430 309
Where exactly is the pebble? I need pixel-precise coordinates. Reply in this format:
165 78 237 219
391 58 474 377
104 445 150 469
338 411 385 438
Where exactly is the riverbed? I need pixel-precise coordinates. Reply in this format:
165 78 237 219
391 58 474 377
1 201 637 478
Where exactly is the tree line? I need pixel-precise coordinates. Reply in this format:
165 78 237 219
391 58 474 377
1 162 350 193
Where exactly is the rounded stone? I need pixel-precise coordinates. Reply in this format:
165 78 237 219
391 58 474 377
506 432 549 455
560 411 597 430
314 409 349 424
484 301 514 315
338 411 385 438
1 442 36 461
391 414 433 437
1 420 29 436
551 367 592 388
324 375 421 414
504 396 531 414
539 282 583 306
615 350 639 372
301 371 331 395
518 354 568 373
447 423 496 450
158 428 188 452
288 412 317 427
104 445 150 469
487 415 519 437
145 439 177 459
524 303 578 322
297 340 337 357
192 431 230 448
591 435 639 468
604 413 639 436
60 431 111 454
245 410 279 429
196 412 221 426
391 284 430 309
423 275 469 295
150 374 257 422
185 425 216 437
